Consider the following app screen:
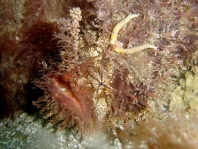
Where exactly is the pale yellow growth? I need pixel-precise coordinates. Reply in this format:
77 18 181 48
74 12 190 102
110 13 140 45
110 13 157 54
170 70 198 113
115 45 157 54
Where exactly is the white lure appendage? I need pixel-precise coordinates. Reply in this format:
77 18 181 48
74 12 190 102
110 13 157 54
110 13 140 45
115 45 157 54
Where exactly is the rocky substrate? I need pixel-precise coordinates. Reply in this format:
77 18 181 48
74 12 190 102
0 112 122 149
